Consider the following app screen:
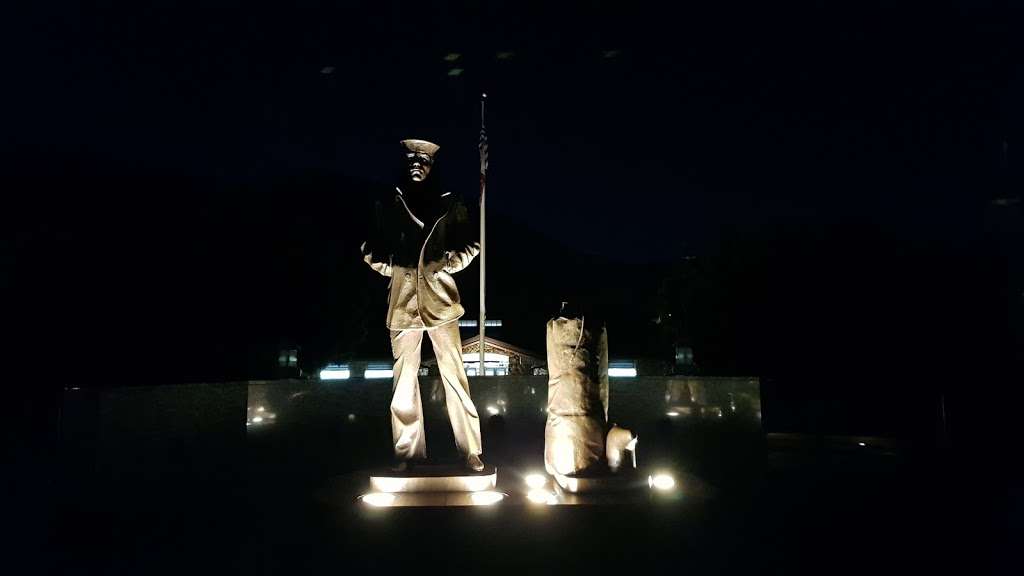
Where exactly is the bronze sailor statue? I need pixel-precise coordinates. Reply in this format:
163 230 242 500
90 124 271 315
361 138 485 472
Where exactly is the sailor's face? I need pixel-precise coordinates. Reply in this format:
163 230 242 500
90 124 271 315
406 152 433 182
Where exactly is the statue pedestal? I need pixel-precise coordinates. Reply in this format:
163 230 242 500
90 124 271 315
363 465 500 507
369 464 497 493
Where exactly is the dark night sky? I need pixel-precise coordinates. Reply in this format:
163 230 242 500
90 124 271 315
17 1 1015 245
7 1 1022 437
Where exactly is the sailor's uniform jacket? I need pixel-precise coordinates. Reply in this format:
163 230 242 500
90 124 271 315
362 187 480 330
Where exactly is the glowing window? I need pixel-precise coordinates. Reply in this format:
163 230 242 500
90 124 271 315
457 320 503 327
609 361 637 378
365 363 394 379
320 365 351 380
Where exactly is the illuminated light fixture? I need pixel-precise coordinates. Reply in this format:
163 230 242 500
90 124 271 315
486 406 500 415
320 66 335 75
447 68 464 77
365 369 394 379
470 491 504 506
666 411 680 417
320 365 351 380
360 493 396 507
245 422 251 427
443 52 461 62
527 489 557 505
496 51 515 60
347 413 356 421
252 416 264 423
525 474 547 489
648 473 676 491
257 406 265 412
858 442 866 447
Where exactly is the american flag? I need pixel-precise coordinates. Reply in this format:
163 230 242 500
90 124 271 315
479 97 488 176
478 125 488 176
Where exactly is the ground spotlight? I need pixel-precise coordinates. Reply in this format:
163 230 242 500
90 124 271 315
648 473 676 491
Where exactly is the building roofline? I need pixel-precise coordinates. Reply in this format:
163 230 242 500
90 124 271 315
460 335 543 359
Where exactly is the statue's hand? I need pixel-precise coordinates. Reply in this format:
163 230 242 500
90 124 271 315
361 242 392 277
443 242 481 274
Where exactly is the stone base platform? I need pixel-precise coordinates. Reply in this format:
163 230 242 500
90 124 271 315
359 491 508 507
369 464 497 494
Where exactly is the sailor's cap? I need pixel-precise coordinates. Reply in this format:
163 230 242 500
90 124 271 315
400 139 440 158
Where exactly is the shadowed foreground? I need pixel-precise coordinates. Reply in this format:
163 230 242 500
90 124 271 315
54 380 1002 575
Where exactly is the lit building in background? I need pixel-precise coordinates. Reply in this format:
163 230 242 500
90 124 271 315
314 320 670 380
462 351 510 376
318 353 668 380
432 335 545 376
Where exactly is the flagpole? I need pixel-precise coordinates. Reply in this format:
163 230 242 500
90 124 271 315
478 93 487 374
